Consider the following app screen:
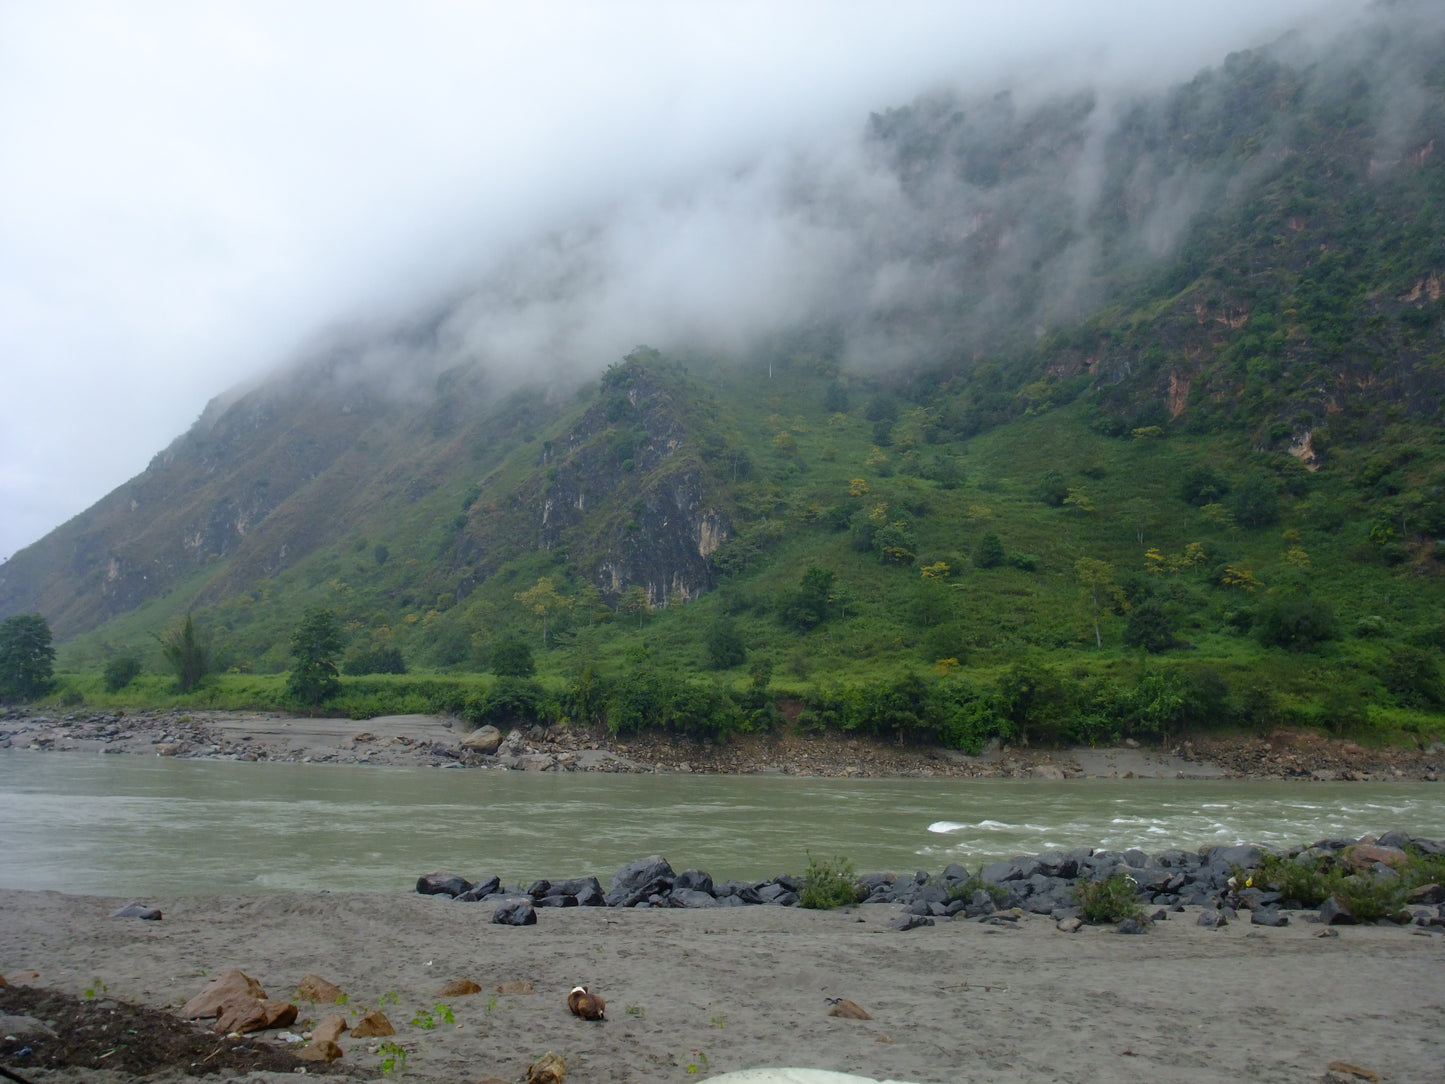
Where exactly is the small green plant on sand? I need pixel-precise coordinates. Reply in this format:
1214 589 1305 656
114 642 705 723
1074 871 1142 924
799 853 861 910
83 978 108 999
378 1040 408 1074
685 1050 710 1074
625 1004 644 1017
411 1002 455 1029
948 867 1008 904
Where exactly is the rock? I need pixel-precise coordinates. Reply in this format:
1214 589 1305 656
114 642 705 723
457 874 503 901
311 1013 348 1043
1325 1061 1380 1082
1406 883 1444 905
180 968 267 1018
605 855 677 907
1056 916 1083 933
492 898 537 926
0 1011 56 1039
1115 918 1146 934
109 902 162 920
528 1051 567 1084
461 724 503 753
295 974 344 1003
827 998 872 1019
1318 896 1359 926
1196 909 1227 928
436 978 483 996
296 1038 344 1062
674 869 715 895
1340 844 1410 871
668 888 720 908
567 985 606 1020
350 1010 395 1037
888 912 934 931
416 871 473 897
1250 909 1289 927
214 996 297 1035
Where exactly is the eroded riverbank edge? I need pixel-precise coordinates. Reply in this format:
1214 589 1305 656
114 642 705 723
1 706 1441 781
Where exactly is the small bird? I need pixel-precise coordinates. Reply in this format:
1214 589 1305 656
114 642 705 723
567 985 606 1020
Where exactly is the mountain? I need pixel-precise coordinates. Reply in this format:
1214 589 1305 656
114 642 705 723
2 4 1443 744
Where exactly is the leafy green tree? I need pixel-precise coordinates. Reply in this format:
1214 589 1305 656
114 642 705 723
1255 594 1336 652
1123 600 1177 653
514 577 573 646
0 613 55 701
705 617 747 669
974 532 1005 569
1076 558 1126 648
465 676 550 728
777 565 836 631
1228 472 1279 529
341 645 406 676
287 607 345 705
1036 469 1068 507
1181 466 1230 507
489 636 536 678
156 613 210 693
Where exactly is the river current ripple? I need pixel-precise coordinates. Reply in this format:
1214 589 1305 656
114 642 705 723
2 751 1441 896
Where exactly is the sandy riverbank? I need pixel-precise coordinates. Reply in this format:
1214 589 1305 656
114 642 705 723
2 707 1441 781
1 887 1441 1084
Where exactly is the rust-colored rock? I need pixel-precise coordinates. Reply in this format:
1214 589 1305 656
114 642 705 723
213 997 296 1035
350 1010 396 1037
567 985 605 1020
436 978 482 997
1326 1062 1380 1082
180 969 266 1019
1341 844 1410 871
311 1013 349 1044
527 1051 567 1084
827 998 872 1020
0 972 7 987
296 973 345 1003
297 1039 344 1062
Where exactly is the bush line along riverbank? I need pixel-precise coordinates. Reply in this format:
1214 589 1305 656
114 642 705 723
422 832 1445 934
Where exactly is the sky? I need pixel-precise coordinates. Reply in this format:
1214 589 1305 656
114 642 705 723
0 0 1369 562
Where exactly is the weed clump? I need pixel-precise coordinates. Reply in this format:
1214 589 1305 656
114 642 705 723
799 853 861 910
1074 871 1143 924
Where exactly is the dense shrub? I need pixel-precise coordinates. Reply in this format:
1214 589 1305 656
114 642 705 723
102 655 143 692
464 677 551 729
1074 872 1143 923
799 854 861 910
1255 594 1337 651
1123 600 1177 653
342 646 407 676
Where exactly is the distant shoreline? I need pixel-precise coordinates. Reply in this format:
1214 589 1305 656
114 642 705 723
1 705 1441 782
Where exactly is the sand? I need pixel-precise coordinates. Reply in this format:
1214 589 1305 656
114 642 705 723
1 887 1441 1084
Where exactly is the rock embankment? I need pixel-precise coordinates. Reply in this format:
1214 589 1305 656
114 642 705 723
2 706 1442 780
419 831 1445 935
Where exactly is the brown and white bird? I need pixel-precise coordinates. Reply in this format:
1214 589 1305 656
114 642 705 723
567 985 606 1020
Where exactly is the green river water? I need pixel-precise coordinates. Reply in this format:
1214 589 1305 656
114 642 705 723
2 750 1441 895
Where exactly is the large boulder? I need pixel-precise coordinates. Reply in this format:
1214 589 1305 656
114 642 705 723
461 724 503 753
605 856 676 907
180 969 266 1019
213 997 297 1035
457 874 502 901
492 898 538 926
416 872 473 897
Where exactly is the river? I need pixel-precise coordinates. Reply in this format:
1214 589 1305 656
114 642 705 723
2 750 1441 896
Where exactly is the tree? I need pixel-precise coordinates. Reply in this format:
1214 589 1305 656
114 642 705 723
0 613 55 701
1075 558 1126 648
705 617 747 669
974 532 1005 569
777 565 836 631
287 607 345 705
490 635 536 678
103 655 143 691
156 613 210 693
514 577 573 646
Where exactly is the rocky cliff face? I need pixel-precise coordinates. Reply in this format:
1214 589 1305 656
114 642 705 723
457 350 732 606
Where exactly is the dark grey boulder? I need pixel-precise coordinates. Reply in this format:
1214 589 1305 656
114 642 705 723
605 855 676 907
536 894 577 908
1251 909 1289 927
668 888 720 908
110 902 162 920
491 898 537 926
526 879 552 898
1196 909 1227 928
673 869 715 896
889 912 934 931
456 875 502 902
1318 896 1359 925
715 881 763 905
417 872 472 897
1116 917 1147 934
